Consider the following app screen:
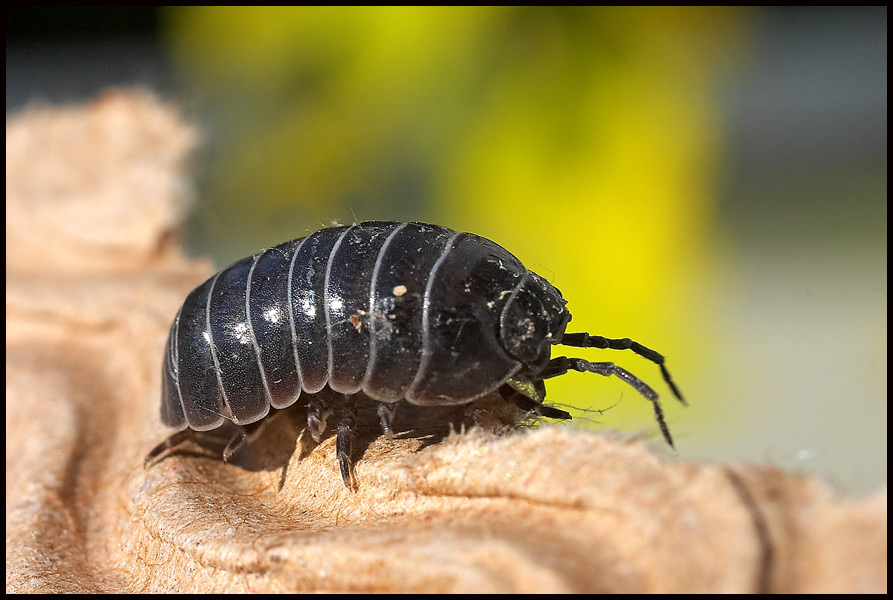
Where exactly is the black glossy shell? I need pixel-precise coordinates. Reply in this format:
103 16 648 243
153 221 687 490
161 221 567 432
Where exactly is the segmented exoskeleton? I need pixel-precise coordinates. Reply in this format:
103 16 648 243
145 221 685 489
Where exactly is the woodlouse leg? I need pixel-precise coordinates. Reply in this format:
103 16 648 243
143 429 194 467
498 384 571 420
560 333 686 406
307 393 335 444
336 395 359 491
540 356 675 449
376 402 398 439
144 428 232 467
222 417 274 463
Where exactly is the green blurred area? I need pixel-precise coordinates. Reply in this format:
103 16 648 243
164 6 750 435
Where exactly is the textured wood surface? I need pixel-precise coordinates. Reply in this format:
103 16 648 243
5 91 886 593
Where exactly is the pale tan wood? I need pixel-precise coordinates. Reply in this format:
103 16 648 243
5 91 886 594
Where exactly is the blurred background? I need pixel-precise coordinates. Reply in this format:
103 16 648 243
7 7 886 495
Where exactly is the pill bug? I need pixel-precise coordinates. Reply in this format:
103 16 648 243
145 221 686 489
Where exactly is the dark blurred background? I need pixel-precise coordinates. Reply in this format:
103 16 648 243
7 7 886 495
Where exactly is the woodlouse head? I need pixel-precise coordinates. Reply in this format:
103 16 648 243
499 271 570 370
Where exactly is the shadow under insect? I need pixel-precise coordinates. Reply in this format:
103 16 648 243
143 391 536 490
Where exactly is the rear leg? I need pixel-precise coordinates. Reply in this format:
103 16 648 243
336 395 359 491
307 392 336 443
305 391 363 491
144 429 196 467
222 415 282 463
377 402 399 439
145 426 241 467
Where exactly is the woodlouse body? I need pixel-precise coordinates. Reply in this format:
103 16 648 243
147 221 685 488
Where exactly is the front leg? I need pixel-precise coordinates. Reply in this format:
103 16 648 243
540 356 676 449
498 384 571 420
560 333 686 405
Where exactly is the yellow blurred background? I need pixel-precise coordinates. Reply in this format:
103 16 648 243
166 5 739 440
7 7 884 494
159 7 885 494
